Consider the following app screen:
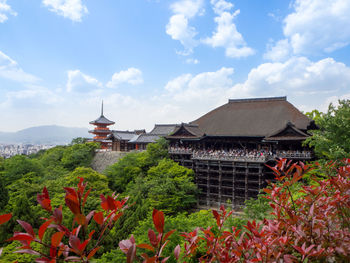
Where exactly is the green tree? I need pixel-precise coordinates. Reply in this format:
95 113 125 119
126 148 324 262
61 142 98 170
105 152 144 193
2 155 44 186
145 159 198 214
305 99 350 159
0 175 8 210
71 137 88 145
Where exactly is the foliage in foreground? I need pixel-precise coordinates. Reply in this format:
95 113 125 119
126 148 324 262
120 159 350 262
1 158 349 262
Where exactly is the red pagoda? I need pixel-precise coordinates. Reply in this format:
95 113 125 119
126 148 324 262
89 102 115 149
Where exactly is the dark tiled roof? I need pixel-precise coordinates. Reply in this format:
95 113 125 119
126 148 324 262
89 115 115 125
129 134 162 143
167 123 204 139
191 96 311 137
149 124 178 135
107 130 138 141
264 122 309 141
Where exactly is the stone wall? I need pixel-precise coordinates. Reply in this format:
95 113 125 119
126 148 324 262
91 151 127 173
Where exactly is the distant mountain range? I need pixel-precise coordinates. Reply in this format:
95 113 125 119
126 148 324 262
0 125 90 144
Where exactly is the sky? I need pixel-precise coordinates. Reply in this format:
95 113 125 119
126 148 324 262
0 0 350 132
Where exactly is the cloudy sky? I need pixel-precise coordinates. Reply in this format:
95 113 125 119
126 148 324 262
1 0 350 132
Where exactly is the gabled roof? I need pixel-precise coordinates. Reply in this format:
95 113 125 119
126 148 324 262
191 96 311 137
264 122 309 141
107 130 137 141
129 134 162 144
149 124 178 135
167 123 204 139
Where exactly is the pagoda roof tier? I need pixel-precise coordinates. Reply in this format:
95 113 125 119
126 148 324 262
89 129 112 134
89 115 115 125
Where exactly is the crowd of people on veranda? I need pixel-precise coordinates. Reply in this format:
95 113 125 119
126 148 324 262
169 146 312 160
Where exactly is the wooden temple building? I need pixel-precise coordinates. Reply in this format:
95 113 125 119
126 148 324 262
166 96 315 208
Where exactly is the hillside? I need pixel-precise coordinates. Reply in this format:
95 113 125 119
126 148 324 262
0 125 89 144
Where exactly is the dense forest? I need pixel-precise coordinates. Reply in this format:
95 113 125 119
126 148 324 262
0 100 349 262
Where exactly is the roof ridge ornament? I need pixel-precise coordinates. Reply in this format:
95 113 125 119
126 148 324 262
228 96 287 103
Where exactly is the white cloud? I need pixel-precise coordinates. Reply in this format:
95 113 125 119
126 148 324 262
166 0 204 55
266 0 350 59
42 0 88 22
0 0 17 23
186 58 200 64
203 0 255 58
264 39 291 62
0 51 40 83
66 70 102 92
106 68 143 88
231 56 350 111
164 67 235 102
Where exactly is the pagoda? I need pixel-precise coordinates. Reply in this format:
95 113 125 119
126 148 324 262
89 102 115 149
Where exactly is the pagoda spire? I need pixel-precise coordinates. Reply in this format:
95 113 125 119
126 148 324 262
101 100 104 116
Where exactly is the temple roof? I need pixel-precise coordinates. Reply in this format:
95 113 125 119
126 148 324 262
89 101 115 125
264 122 309 141
107 130 139 141
190 96 311 137
149 124 178 135
89 115 115 125
167 123 204 139
129 134 163 144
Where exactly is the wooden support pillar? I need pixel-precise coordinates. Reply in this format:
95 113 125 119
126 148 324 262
194 160 199 207
232 162 236 209
245 163 248 202
218 161 222 208
258 165 263 191
206 160 210 207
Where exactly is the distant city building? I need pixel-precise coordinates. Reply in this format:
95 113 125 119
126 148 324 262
0 144 54 158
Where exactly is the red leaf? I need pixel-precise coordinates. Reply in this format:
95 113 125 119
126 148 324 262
174 244 180 260
8 233 34 242
152 209 164 234
14 249 41 256
82 188 91 208
53 206 62 224
148 229 158 247
163 229 176 242
0 213 12 225
212 210 220 227
37 187 52 212
87 246 100 260
65 194 80 215
51 232 64 247
93 211 104 225
126 243 136 263
74 214 86 226
107 196 116 211
137 243 155 252
17 220 35 238
40 222 52 239
69 235 82 255
119 238 134 254
42 187 50 199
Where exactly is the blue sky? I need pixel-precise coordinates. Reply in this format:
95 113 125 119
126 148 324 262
1 0 350 132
